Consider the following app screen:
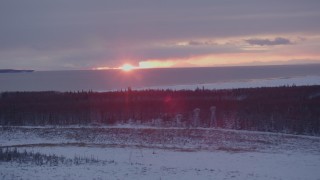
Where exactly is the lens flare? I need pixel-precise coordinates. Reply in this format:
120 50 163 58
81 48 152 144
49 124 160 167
120 64 135 71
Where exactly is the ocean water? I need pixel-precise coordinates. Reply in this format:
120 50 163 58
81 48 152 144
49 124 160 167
1 64 320 92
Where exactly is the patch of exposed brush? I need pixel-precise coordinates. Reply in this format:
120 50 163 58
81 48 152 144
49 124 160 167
0 148 115 166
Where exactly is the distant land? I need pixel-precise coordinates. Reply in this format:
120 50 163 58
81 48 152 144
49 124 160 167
0 69 34 73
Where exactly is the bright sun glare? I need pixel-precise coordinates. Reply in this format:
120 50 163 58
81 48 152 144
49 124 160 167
120 64 135 71
93 61 172 71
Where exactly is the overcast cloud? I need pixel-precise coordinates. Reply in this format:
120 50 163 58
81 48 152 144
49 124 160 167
0 0 320 70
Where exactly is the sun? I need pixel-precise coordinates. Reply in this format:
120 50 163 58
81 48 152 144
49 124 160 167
120 63 135 72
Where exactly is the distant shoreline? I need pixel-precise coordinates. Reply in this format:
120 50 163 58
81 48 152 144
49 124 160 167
0 69 34 73
0 64 319 92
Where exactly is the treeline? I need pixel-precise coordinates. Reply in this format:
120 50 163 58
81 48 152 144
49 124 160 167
0 85 320 135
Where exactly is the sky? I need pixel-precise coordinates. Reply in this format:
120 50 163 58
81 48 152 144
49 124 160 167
0 0 320 70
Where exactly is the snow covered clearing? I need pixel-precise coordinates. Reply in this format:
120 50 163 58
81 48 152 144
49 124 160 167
2 146 320 180
1 126 320 179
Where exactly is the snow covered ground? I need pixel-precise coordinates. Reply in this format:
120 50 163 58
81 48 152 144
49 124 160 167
1 126 320 180
2 147 320 180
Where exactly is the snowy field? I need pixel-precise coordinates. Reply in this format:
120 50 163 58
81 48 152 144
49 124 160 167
1 126 320 180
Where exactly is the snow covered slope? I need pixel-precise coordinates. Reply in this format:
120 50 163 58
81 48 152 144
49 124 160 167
1 126 320 180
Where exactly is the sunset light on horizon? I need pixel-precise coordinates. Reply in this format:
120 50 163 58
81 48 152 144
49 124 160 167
93 33 320 70
1 1 320 70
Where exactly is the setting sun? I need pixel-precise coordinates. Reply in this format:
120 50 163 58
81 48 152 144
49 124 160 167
120 63 135 71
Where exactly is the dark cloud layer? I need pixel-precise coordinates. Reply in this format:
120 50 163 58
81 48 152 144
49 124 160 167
0 0 320 69
245 37 293 46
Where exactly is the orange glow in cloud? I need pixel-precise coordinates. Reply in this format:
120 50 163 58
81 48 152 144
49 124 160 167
94 40 320 70
135 52 320 69
117 61 174 71
94 51 320 71
138 60 175 68
91 34 320 70
93 66 111 70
